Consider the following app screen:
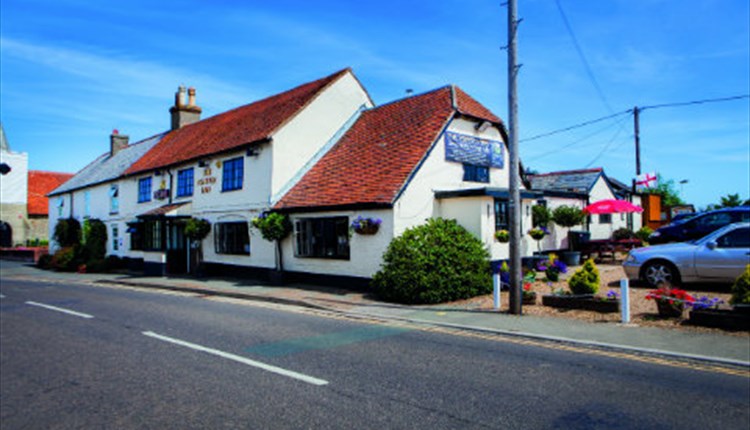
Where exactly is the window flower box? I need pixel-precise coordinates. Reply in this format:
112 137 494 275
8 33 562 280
688 308 750 331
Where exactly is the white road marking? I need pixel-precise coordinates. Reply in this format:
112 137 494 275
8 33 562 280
142 331 329 386
25 301 94 319
0 294 5 299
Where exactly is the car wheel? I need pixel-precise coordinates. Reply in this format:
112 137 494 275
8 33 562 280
641 260 680 288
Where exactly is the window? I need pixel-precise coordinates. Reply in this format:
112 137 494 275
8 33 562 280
716 227 750 248
84 191 91 217
222 157 244 192
110 185 119 214
463 164 489 183
599 214 612 224
56 197 64 217
112 225 119 251
176 168 194 197
295 217 350 259
494 199 509 231
142 220 164 251
128 223 143 250
214 222 250 255
138 177 152 203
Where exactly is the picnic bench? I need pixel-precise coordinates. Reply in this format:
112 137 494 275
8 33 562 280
579 239 641 263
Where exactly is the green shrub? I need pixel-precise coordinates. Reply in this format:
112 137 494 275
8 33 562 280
83 219 107 261
53 218 81 247
51 246 80 272
730 264 750 305
612 227 635 240
532 205 551 228
552 205 586 228
372 218 491 304
37 254 54 270
635 226 653 243
86 258 108 273
568 258 600 295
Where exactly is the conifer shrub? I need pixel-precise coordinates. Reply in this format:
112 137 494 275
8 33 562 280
53 218 81 247
372 218 491 304
730 264 750 306
83 219 107 261
568 258 600 295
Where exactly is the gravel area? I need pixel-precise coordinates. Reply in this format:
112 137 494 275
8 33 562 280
444 261 747 337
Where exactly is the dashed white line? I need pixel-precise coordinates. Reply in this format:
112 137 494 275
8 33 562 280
25 301 94 319
142 331 328 386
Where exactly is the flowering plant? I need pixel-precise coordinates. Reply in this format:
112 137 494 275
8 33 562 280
523 282 536 300
605 290 620 301
646 284 695 317
495 229 510 243
351 216 382 234
536 253 567 282
688 295 724 310
645 285 695 305
528 227 547 241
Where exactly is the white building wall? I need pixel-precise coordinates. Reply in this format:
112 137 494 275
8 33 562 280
539 196 586 251
271 72 373 199
0 149 28 204
587 176 621 240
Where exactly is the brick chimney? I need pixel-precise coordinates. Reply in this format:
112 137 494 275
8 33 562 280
110 129 129 156
170 85 202 130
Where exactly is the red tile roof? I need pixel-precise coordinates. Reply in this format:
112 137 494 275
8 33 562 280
124 68 352 176
275 85 503 211
27 171 74 216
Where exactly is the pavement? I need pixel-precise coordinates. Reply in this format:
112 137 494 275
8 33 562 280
2 259 749 368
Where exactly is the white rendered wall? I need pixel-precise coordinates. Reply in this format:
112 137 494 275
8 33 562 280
587 176 620 240
271 72 373 200
0 149 28 204
542 196 587 251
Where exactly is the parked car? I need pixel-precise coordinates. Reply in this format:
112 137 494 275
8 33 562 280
623 222 750 287
669 212 699 225
648 206 750 244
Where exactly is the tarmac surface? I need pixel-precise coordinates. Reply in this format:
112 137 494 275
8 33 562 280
2 259 748 368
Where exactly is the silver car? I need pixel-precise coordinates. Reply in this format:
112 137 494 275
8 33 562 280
623 222 750 287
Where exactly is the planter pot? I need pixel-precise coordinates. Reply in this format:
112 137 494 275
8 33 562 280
542 294 620 313
688 308 750 331
656 300 684 318
523 293 537 305
355 224 379 235
560 251 581 266
733 304 750 315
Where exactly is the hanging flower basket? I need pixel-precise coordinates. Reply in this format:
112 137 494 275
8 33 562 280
351 216 382 235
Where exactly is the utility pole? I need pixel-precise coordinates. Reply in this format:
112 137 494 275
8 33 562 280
633 106 641 176
507 0 522 315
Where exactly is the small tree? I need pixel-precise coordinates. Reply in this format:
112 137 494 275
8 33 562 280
552 205 585 250
251 212 292 272
184 218 211 274
532 205 551 228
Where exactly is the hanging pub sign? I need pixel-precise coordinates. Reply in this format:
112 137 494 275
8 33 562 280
153 188 170 200
444 131 503 168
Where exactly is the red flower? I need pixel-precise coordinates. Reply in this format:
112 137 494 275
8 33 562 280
523 283 532 291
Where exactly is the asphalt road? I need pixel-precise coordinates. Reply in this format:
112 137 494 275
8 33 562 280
1 277 748 429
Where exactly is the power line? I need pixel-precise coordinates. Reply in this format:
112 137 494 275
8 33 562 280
521 94 749 143
555 0 615 114
583 116 631 168
524 114 628 161
640 94 750 111
520 110 631 142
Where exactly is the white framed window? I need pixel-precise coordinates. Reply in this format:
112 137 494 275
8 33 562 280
110 185 119 214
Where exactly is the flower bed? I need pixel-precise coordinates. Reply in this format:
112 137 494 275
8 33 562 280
541 294 620 313
688 308 750 331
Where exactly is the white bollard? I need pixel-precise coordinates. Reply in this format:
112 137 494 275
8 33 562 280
620 278 630 324
493 273 501 310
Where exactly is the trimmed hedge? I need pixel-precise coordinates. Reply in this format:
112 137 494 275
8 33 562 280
372 218 491 304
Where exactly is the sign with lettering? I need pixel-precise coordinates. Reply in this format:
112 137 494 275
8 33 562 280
444 131 503 168
153 188 170 200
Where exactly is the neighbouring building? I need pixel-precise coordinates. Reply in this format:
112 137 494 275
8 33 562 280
1 123 73 247
528 168 643 250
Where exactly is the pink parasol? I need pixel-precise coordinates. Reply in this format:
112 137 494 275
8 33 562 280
583 199 643 214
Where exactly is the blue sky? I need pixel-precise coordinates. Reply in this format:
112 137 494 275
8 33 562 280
1 0 748 208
